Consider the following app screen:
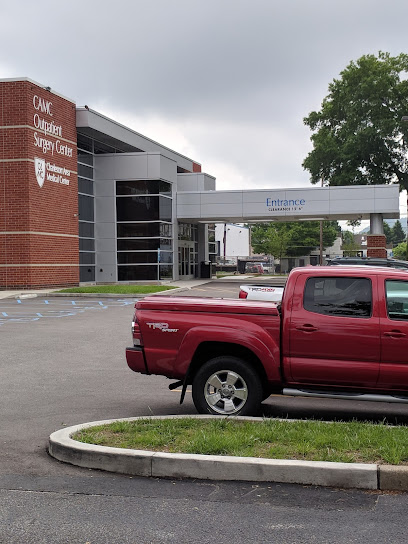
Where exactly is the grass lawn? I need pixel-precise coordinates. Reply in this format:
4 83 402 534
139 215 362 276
56 285 177 294
73 417 408 465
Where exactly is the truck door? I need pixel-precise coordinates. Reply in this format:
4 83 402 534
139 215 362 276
379 278 408 389
287 274 380 387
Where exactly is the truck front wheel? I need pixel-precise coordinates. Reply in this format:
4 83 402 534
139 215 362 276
192 357 262 416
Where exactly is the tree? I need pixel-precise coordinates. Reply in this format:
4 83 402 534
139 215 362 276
383 221 393 244
392 220 406 246
393 241 407 259
303 52 408 191
342 230 361 256
251 223 290 263
251 221 339 258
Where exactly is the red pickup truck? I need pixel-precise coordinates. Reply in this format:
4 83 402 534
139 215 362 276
126 266 408 416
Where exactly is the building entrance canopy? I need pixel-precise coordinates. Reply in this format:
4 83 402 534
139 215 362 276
177 184 400 223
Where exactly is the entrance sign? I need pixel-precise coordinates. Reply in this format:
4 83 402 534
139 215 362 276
176 185 400 223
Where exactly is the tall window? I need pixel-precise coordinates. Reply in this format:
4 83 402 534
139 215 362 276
77 133 143 282
116 180 173 281
77 134 95 282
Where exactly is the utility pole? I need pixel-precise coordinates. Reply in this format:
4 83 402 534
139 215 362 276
319 176 324 265
401 117 408 261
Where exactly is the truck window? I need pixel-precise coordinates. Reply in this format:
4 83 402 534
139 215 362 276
385 280 408 320
303 277 372 318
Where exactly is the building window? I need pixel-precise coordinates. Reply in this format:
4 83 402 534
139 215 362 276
116 180 171 196
78 194 94 222
116 195 172 222
116 180 173 281
117 222 172 238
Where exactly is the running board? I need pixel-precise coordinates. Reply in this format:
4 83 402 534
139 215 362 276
282 388 408 404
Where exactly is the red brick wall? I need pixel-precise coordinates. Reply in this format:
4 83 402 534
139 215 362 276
367 234 387 258
0 80 79 288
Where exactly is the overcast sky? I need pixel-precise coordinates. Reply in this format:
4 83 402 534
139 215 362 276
1 0 408 215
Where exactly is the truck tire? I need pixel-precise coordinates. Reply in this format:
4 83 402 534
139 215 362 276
192 356 262 416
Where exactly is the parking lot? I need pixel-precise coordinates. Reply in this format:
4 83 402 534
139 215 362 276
2 286 408 542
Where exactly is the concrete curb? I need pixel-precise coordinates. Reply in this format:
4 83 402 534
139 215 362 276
0 286 190 300
0 280 213 300
32 287 188 299
47 415 400 490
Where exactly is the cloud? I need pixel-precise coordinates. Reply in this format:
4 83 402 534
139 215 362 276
2 0 408 198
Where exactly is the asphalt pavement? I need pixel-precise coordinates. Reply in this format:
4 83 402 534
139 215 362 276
2 277 408 543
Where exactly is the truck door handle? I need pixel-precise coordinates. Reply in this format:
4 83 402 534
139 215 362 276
383 330 406 338
296 324 318 332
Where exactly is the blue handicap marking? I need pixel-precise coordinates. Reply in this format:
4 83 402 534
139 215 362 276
0 297 131 326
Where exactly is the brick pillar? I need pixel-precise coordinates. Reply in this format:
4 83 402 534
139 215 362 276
367 235 387 258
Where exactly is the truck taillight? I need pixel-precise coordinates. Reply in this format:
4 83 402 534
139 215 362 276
132 313 143 347
239 290 248 299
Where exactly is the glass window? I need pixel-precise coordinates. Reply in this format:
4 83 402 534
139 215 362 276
160 223 173 237
78 195 94 222
78 164 93 179
116 180 171 196
179 223 198 241
158 251 173 264
79 222 94 238
117 252 158 264
118 265 157 281
159 265 173 280
79 266 95 282
386 280 408 320
79 252 95 265
77 133 93 152
94 140 116 154
117 238 172 251
116 196 172 222
117 222 172 238
304 277 372 318
78 177 94 195
79 238 95 251
77 151 93 166
159 196 172 221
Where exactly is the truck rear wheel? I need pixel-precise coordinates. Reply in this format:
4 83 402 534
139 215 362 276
192 357 262 416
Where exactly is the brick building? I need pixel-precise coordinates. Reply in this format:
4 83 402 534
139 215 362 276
0 78 399 289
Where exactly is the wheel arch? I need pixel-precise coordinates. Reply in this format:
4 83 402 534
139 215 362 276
187 341 269 389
